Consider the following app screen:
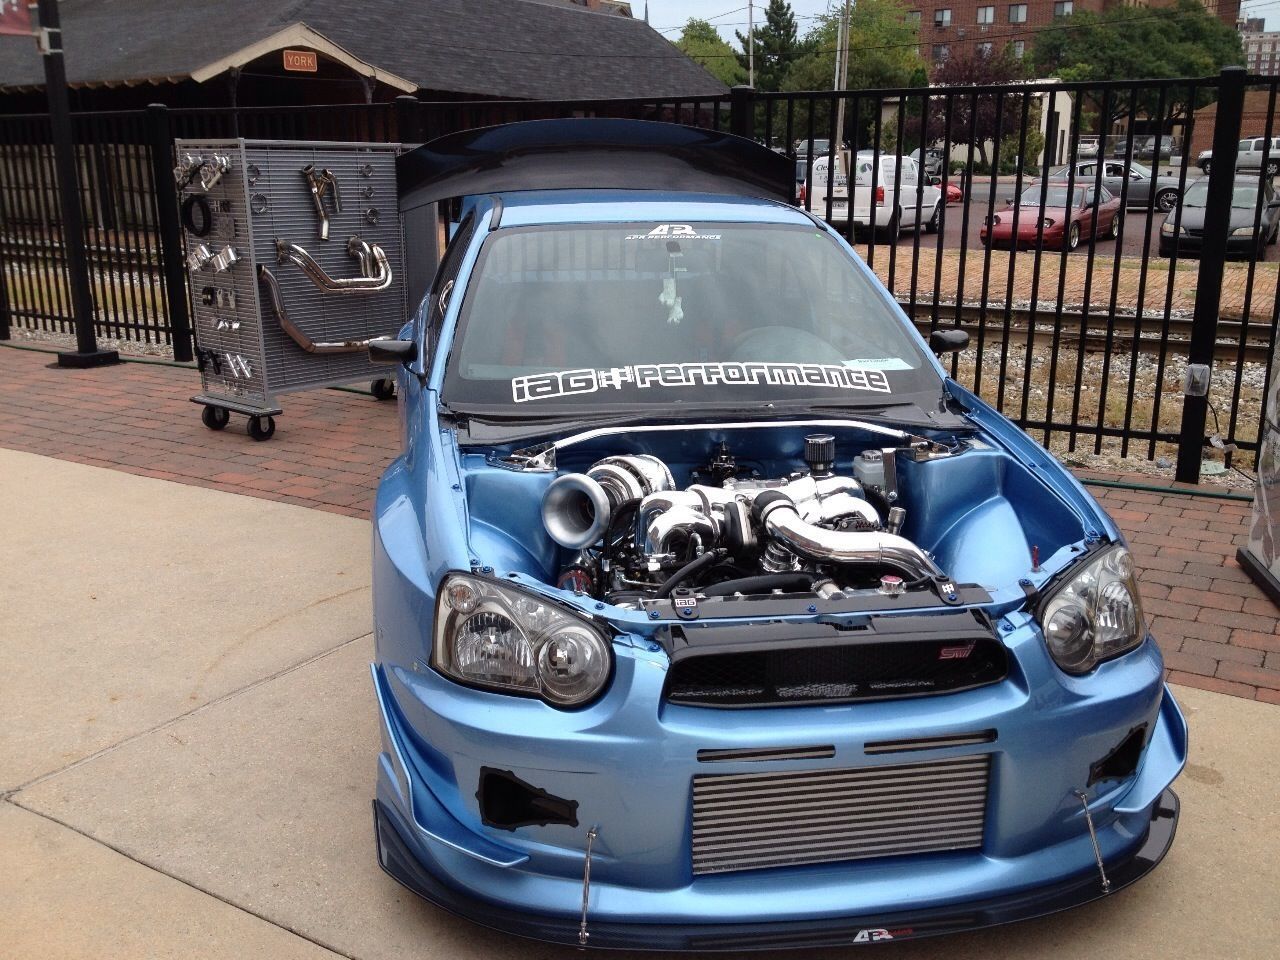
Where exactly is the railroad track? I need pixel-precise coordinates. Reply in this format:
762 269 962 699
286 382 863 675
901 301 1274 364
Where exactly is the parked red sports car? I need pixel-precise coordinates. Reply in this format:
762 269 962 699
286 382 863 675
981 183 1122 250
945 181 964 205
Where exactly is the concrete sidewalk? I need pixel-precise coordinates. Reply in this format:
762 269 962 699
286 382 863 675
2 448 1279 959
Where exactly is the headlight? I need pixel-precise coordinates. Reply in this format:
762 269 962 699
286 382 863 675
1037 545 1144 674
1231 225 1257 237
1041 217 1055 228
1160 221 1183 236
432 574 612 707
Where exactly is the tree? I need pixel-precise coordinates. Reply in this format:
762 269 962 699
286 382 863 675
1032 0 1244 127
674 18 746 88
735 0 801 93
923 44 1029 168
779 0 926 144
783 1 923 94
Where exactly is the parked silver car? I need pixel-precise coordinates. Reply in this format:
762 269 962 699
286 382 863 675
910 146 945 178
1197 136 1280 176
1049 159 1182 212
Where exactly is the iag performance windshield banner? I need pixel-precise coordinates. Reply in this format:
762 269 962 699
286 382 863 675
511 361 893 404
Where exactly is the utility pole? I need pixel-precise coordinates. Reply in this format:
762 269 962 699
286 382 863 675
34 0 118 367
831 4 844 94
833 0 852 161
748 0 755 89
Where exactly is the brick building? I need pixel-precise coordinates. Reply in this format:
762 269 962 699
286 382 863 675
911 0 1242 68
910 0 1106 66
1240 18 1280 76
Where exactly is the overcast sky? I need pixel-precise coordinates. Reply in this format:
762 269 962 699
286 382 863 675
1242 0 1278 30
642 0 835 42
641 0 1279 39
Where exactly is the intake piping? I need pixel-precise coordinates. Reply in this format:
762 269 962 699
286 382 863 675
751 490 945 582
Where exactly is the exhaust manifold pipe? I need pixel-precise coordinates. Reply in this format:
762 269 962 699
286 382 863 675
751 490 944 582
541 456 673 550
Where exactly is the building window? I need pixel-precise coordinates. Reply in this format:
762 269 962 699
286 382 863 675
932 43 951 62
1011 39 1025 57
1054 0 1073 16
977 41 994 56
935 8 952 27
907 10 921 26
977 5 994 24
1008 3 1027 23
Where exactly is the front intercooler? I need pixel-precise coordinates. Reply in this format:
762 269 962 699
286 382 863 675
690 754 991 875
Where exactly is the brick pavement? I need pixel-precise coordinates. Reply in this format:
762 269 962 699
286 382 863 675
0 345 393 519
1 343 1276 701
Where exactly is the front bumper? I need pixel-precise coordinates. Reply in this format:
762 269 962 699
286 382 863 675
1160 234 1261 258
982 228 1065 250
369 627 1187 946
374 788 1179 950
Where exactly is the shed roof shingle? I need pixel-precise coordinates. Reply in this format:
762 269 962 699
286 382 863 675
0 0 726 100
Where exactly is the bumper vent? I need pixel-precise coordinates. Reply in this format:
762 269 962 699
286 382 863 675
666 629 1007 708
690 754 990 875
697 745 836 763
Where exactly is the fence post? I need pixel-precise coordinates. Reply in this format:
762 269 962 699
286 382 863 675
395 95 423 145
730 85 755 139
0 258 10 341
1175 67 1246 484
146 103 193 363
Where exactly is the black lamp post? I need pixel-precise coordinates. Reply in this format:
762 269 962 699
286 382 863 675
33 0 118 367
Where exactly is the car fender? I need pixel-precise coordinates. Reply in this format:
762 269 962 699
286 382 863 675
945 380 1117 542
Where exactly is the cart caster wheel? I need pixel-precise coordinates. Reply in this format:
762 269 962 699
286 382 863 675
370 377 396 401
247 415 276 442
201 405 230 431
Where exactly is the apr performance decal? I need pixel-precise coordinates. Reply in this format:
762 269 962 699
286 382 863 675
852 927 913 943
511 362 891 403
624 224 723 241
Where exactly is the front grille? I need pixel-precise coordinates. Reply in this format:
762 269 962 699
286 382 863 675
666 636 1007 708
690 755 990 875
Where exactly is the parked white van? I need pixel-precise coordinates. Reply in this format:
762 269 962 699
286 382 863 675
805 151 943 240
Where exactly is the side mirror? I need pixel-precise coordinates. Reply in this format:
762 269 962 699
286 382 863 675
929 175 942 186
369 339 418 365
929 329 970 355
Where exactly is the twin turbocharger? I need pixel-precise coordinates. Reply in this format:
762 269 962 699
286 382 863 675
540 443 943 582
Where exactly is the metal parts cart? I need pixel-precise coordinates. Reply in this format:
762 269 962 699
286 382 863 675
174 139 406 440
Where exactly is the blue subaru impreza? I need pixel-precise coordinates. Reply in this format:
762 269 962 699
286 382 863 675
368 120 1185 949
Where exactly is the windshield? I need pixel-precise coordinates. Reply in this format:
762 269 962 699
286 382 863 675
1019 184 1083 208
1182 181 1259 209
443 221 940 414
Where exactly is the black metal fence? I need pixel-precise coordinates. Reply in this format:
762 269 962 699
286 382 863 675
0 70 1274 482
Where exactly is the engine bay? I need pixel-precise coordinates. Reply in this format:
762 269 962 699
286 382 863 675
458 421 1090 615
541 434 965 608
